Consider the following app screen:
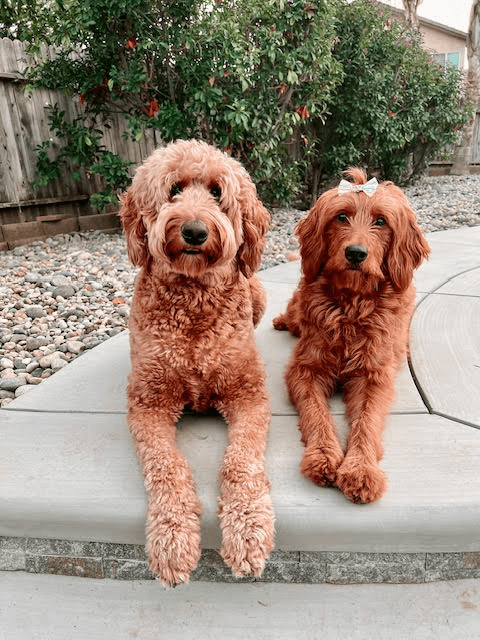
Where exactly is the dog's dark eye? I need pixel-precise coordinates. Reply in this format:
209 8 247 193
337 213 348 223
210 184 222 200
375 217 387 227
170 182 182 198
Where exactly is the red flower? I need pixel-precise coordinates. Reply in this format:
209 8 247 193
126 37 137 50
146 99 159 117
296 105 310 119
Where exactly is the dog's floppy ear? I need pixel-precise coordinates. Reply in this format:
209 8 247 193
297 195 331 284
386 203 430 291
119 189 149 266
236 181 270 278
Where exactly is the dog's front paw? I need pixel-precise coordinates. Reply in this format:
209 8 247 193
335 458 387 504
218 480 275 578
272 313 288 331
300 444 344 486
146 497 202 587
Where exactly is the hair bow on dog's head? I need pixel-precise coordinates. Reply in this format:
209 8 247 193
338 177 378 198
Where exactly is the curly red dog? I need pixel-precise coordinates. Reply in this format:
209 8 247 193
274 168 430 504
120 139 274 586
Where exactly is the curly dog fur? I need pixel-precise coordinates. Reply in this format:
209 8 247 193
273 168 430 504
120 139 274 585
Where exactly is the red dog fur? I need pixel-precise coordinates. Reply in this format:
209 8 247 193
273 169 430 504
120 139 274 585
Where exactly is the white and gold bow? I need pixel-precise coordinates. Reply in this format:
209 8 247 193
338 177 378 197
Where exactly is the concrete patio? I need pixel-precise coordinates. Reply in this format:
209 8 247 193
1 226 479 636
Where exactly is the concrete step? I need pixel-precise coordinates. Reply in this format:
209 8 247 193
1 571 480 640
1 227 480 586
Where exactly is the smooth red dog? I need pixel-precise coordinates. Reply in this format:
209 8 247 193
120 139 274 585
273 168 430 504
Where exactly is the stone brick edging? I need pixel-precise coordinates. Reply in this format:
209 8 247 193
1 537 480 584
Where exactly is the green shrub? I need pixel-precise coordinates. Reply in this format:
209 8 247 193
310 0 473 190
17 0 473 207
25 0 341 207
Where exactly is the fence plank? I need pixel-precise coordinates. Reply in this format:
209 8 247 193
0 80 25 203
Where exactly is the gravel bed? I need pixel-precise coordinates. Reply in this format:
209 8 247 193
1 173 479 406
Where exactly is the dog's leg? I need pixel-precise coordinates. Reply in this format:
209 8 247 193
128 404 202 586
335 373 395 503
248 274 267 327
215 386 275 579
272 289 301 336
286 360 344 486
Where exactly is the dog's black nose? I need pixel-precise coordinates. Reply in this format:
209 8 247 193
345 244 368 264
181 220 208 246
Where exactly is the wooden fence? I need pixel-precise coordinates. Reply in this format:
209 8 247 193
0 38 162 250
471 110 480 164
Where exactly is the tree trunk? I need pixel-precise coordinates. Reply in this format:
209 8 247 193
451 0 480 175
402 0 422 30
